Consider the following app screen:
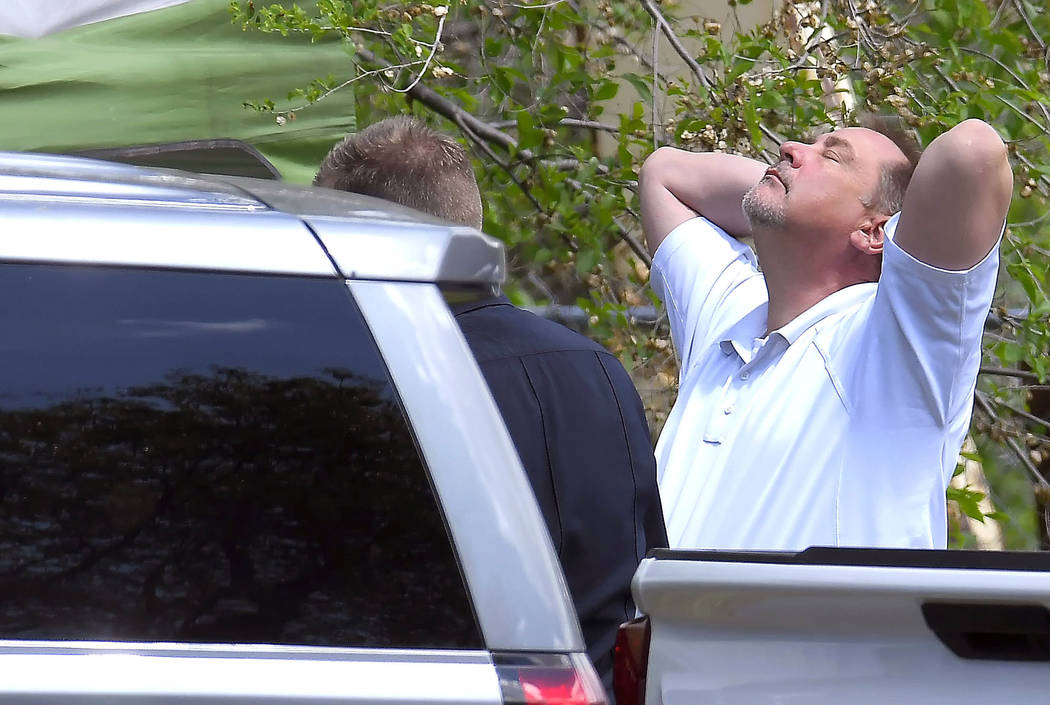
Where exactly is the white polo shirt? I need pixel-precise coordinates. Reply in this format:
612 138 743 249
651 214 999 550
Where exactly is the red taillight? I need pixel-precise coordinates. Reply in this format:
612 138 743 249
495 652 608 705
613 616 651 705
520 670 584 705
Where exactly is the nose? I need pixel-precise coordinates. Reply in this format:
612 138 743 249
779 140 804 167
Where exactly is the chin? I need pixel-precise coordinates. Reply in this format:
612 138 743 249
742 190 785 229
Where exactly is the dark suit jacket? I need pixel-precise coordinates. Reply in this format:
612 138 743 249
453 296 667 687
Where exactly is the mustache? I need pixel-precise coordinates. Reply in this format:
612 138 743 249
767 162 791 190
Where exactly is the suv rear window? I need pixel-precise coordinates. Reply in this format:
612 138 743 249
0 263 481 649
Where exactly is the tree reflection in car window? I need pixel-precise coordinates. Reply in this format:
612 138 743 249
0 264 481 649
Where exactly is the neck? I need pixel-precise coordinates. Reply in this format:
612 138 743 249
753 225 873 335
762 269 844 334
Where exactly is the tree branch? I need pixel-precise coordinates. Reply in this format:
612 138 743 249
638 0 716 93
356 45 525 154
356 45 654 264
490 117 619 134
980 366 1042 382
554 175 648 265
455 111 546 217
993 395 1050 430
386 13 448 94
976 392 1050 488
1011 0 1047 49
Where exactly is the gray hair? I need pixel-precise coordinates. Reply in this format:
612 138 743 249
857 113 922 215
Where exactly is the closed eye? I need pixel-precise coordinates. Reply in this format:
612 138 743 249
824 151 840 162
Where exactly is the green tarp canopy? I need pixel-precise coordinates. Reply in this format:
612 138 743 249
0 0 357 184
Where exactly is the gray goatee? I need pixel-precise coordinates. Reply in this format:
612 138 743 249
742 179 786 228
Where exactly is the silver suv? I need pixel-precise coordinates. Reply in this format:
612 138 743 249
0 152 607 705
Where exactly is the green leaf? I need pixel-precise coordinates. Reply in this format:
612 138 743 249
516 111 542 152
539 103 568 125
484 37 504 56
575 248 598 274
947 485 987 522
593 80 619 101
994 341 1024 364
743 100 762 145
621 73 652 103
491 66 514 96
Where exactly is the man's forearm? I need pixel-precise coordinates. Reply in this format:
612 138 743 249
638 147 767 253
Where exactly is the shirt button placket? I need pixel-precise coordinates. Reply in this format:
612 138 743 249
703 371 739 444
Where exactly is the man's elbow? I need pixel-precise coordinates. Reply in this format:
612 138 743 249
941 119 1011 189
948 119 1006 152
638 147 677 193
638 147 680 255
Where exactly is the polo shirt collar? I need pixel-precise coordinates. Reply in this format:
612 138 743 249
718 304 767 363
774 282 876 344
718 282 876 361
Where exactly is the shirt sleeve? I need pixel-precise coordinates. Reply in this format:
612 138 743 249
838 212 1000 430
650 217 763 369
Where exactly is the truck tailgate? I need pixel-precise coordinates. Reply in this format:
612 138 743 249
632 548 1050 705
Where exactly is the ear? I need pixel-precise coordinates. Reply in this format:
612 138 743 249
849 215 888 256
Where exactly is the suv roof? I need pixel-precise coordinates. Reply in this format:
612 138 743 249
0 151 505 286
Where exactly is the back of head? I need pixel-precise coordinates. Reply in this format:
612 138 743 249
314 115 483 230
848 113 923 283
855 112 922 216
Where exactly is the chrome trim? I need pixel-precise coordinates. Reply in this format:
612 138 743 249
0 190 264 211
0 151 146 176
0 200 337 276
0 643 499 703
0 175 264 210
0 641 492 662
349 281 581 652
310 216 505 286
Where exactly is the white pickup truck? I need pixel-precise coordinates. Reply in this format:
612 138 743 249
615 547 1050 704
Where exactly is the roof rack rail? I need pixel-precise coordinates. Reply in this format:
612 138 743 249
72 139 282 180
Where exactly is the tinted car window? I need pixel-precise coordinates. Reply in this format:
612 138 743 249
0 263 481 649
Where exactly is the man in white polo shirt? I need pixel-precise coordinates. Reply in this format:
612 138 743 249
639 116 1012 550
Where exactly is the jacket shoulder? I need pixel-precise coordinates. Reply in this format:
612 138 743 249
456 303 609 361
